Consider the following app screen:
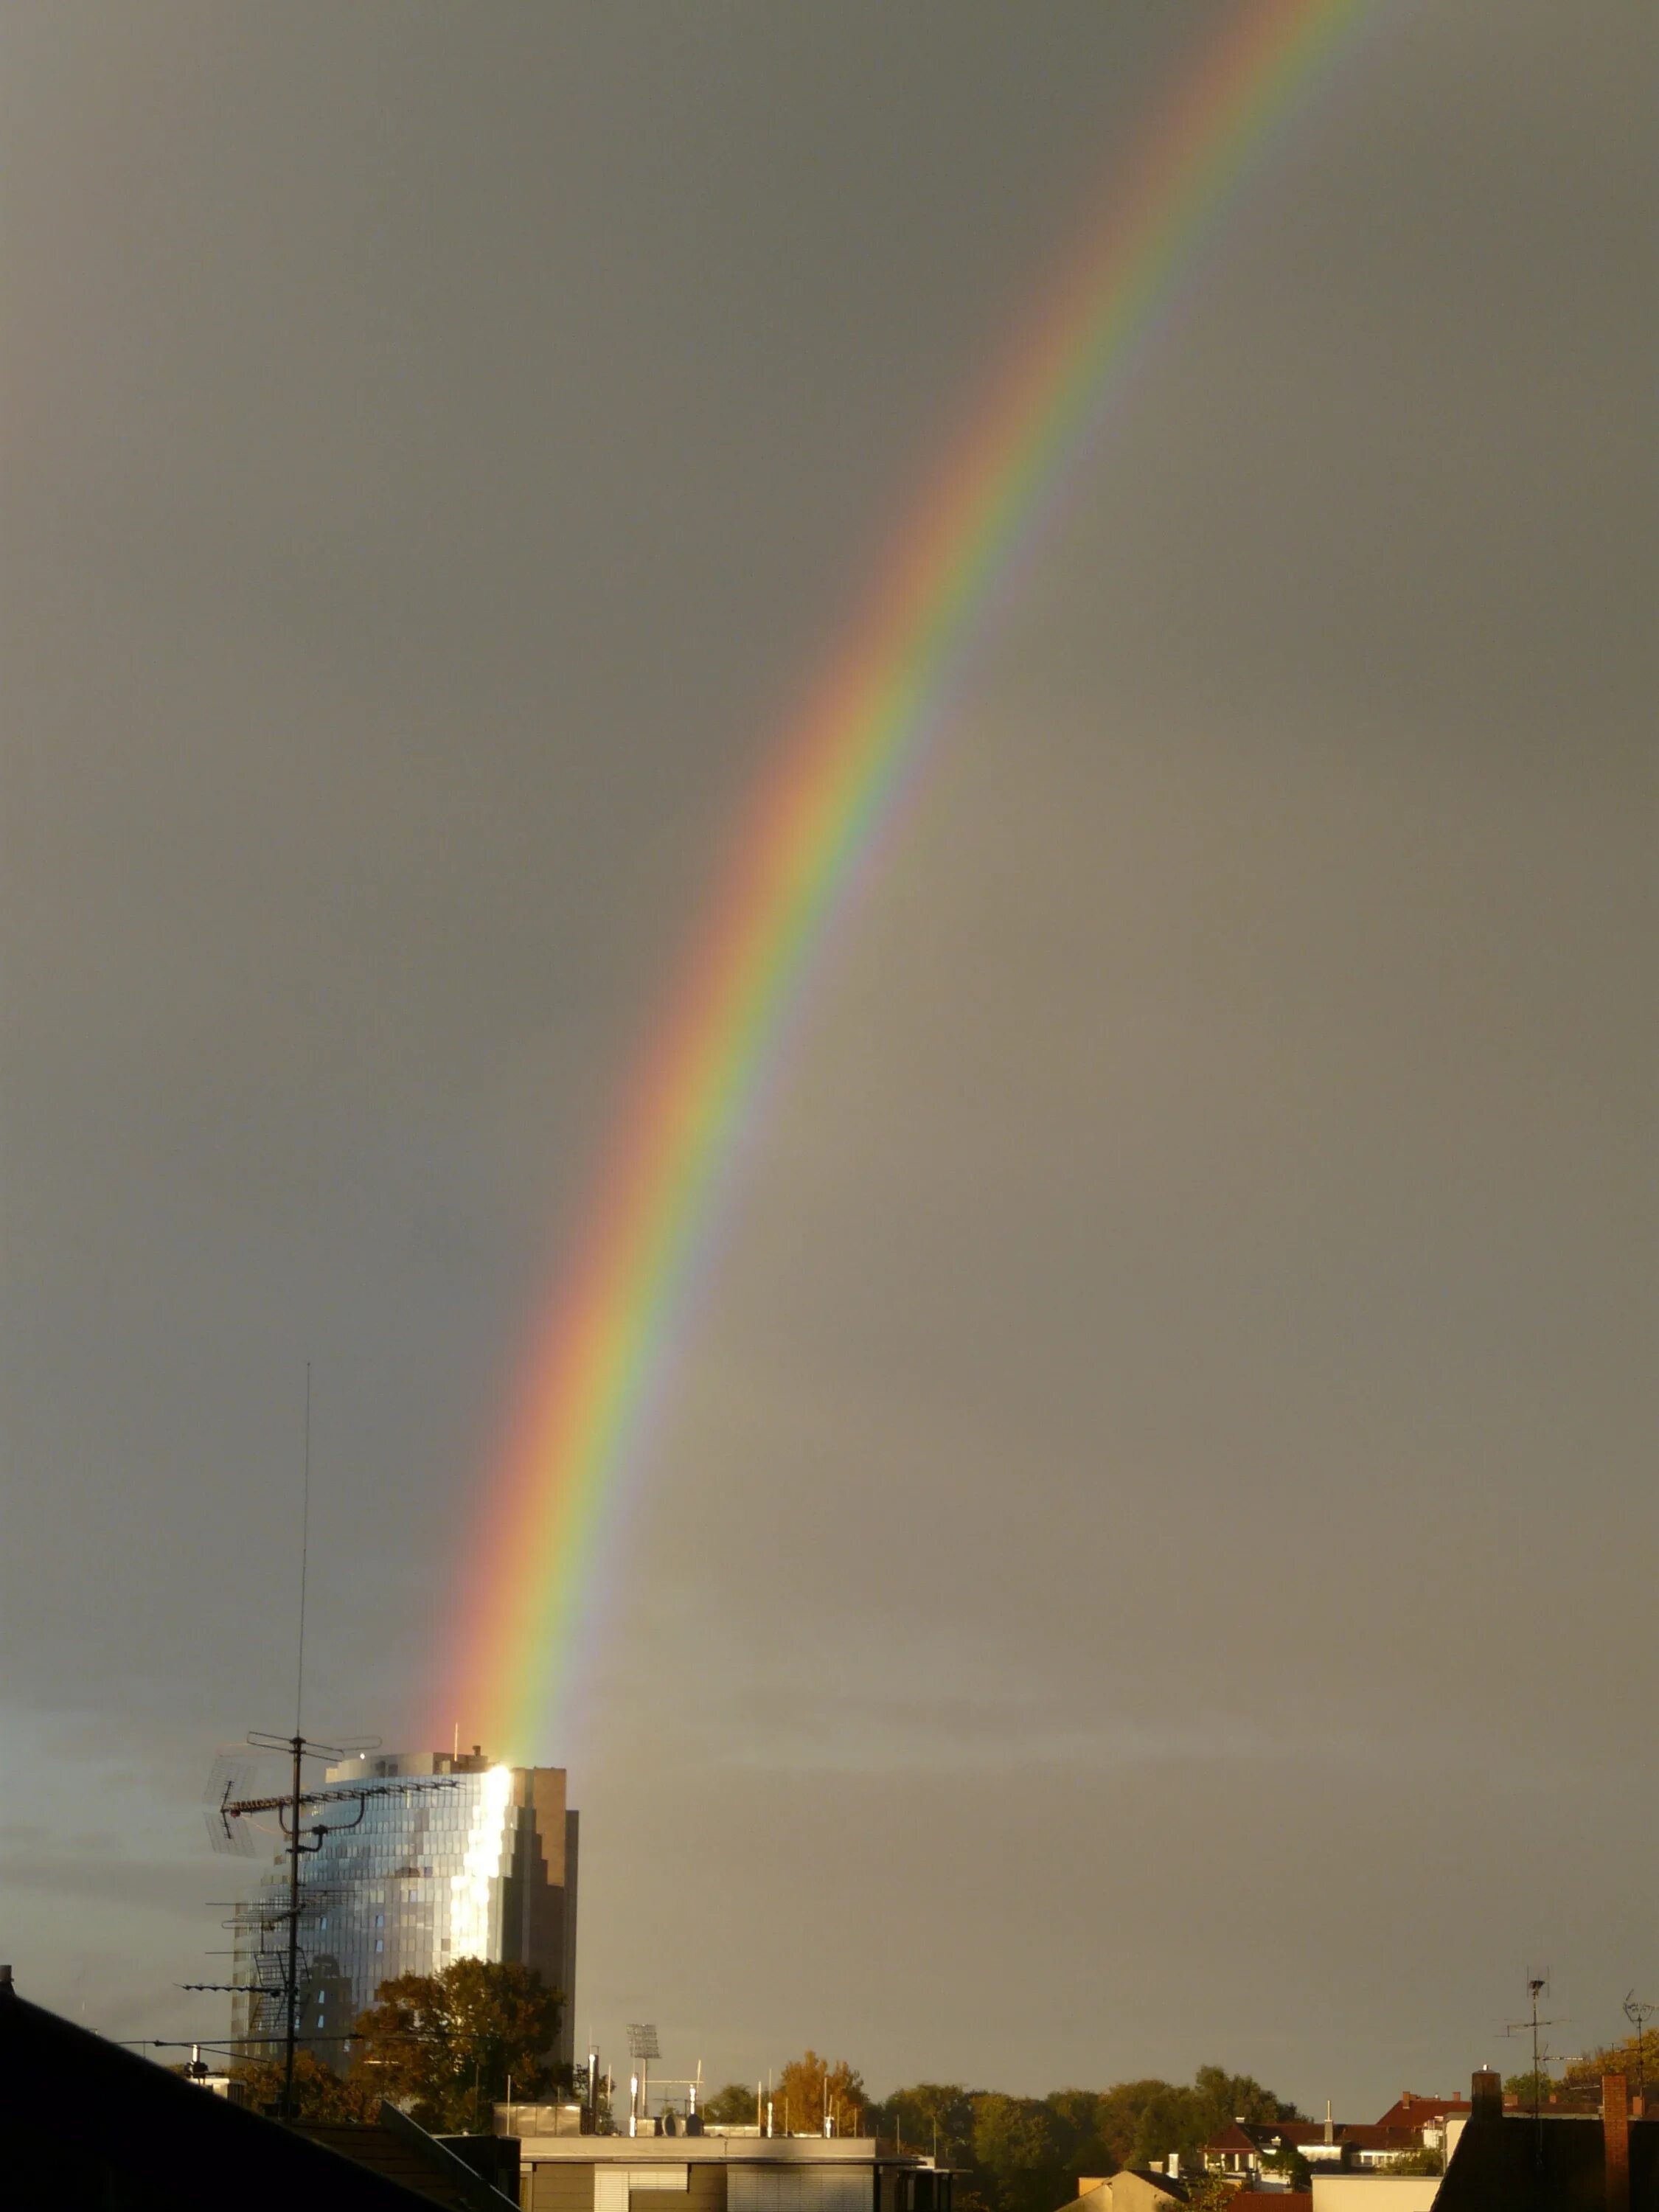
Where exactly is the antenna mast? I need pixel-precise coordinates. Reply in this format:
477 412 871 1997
1625 1992 1655 2108
1502 1972 1566 2170
193 1740 456 2118
296 1363 311 1735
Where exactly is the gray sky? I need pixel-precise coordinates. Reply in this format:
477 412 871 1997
1 0 1652 2116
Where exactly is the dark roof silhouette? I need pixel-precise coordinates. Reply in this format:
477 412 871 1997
0 1972 497 2210
1436 2111 1659 2211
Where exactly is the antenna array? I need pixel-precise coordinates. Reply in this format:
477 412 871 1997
189 1731 456 2118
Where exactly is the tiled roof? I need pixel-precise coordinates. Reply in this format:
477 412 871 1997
1373 2093 1472 2132
1200 2122 1259 2154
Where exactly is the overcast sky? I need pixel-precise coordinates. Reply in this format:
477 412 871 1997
1 0 1652 2115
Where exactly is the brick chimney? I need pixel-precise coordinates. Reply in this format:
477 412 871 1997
1603 2076 1630 2212
1471 2070 1503 2123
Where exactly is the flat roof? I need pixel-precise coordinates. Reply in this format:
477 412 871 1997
508 2136 933 2166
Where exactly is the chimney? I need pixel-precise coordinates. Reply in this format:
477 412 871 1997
0 1964 13 1997
1603 2076 1630 2212
1324 2099 1334 2146
1471 2070 1503 2123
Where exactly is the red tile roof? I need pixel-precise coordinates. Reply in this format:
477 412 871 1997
1336 2124 1413 2153
1372 2093 1472 2132
1200 2124 1259 2154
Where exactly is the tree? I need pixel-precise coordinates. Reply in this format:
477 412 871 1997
350 1957 563 2134
880 2083 975 2162
1091 2081 1183 2171
1124 2084 1210 2173
1556 2032 1653 2096
1089 2068 1298 2175
1191 2067 1298 2132
1380 2146 1444 2176
1503 2068 1554 2107
1261 2143 1312 2191
970 2093 1072 2212
1043 2090 1116 2190
1179 2180 1239 2212
772 2052 866 2135
230 2046 380 2123
704 2082 761 2127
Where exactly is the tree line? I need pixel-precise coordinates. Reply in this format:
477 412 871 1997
229 1963 1314 2211
704 2059 1300 2212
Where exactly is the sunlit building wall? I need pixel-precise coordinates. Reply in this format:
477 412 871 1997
231 1749 577 2073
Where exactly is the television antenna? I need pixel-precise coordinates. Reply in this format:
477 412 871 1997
1624 1992 1655 2106
1502 1972 1568 2167
185 1377 459 2118
190 1731 457 2118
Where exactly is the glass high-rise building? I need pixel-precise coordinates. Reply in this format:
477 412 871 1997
231 1748 577 2073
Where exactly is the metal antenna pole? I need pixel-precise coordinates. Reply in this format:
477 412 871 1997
285 1365 313 2119
296 1364 312 1736
1501 1975 1565 2173
196 1741 451 2111
1625 1994 1655 2107
283 1731 304 2117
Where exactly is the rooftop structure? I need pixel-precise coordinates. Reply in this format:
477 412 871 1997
499 2118 952 2212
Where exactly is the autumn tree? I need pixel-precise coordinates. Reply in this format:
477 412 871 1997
1506 2031 1655 2114
1178 2179 1237 2212
774 2052 866 2136
350 1957 563 2133
1557 2031 1654 2098
230 2046 380 2123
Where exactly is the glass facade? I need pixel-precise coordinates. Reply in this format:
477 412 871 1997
231 1750 576 2073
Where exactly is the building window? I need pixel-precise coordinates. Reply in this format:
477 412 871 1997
375 1938 384 1953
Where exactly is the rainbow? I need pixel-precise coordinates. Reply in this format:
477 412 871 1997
439 0 1368 1761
